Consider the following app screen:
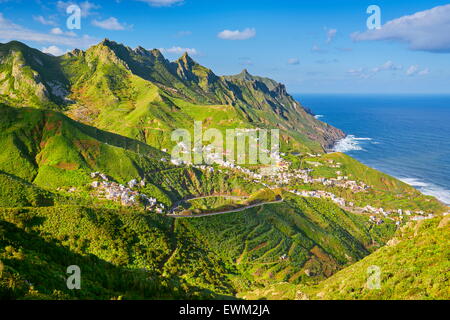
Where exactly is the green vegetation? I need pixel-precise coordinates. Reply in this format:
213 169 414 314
0 206 229 300
0 40 344 153
0 196 396 299
0 40 448 300
302 215 450 300
288 152 445 213
0 171 53 208
239 216 449 300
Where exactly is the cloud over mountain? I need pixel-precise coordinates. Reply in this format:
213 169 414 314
92 17 130 30
0 13 96 48
160 46 198 55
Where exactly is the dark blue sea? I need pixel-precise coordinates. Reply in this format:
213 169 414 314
295 94 450 205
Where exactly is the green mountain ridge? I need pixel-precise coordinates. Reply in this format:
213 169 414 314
0 40 344 152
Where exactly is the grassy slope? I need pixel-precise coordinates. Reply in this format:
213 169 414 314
0 104 261 207
0 171 53 208
0 40 447 300
0 105 447 300
0 194 395 300
302 215 450 300
0 206 229 300
287 152 446 213
0 104 167 188
239 215 449 300
182 195 396 289
0 40 343 153
0 41 68 109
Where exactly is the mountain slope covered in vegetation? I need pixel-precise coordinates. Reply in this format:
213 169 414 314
0 40 343 152
0 40 448 300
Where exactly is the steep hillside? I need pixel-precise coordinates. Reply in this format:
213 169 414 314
0 41 69 109
0 104 260 205
0 105 409 300
302 215 450 299
0 40 344 153
0 206 228 300
0 39 447 301
0 103 447 300
239 215 449 300
0 103 166 189
0 195 395 299
0 171 53 208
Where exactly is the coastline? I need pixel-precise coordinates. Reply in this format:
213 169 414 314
328 135 450 206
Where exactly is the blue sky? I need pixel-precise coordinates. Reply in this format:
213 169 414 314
1 0 450 93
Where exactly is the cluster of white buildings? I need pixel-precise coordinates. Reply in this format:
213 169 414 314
90 172 165 213
361 205 434 220
157 149 443 222
288 189 349 207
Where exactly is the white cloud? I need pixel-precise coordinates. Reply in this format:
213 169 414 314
326 28 337 43
372 60 402 73
92 17 130 30
239 57 253 66
135 0 183 7
352 4 450 53
0 13 96 48
287 58 300 65
406 65 430 76
347 62 428 78
51 27 63 35
51 27 77 36
33 15 58 26
160 46 198 56
217 28 256 40
418 68 430 75
57 1 100 18
347 68 371 79
311 44 327 53
42 45 66 56
406 65 419 76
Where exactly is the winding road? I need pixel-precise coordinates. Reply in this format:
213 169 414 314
167 198 284 218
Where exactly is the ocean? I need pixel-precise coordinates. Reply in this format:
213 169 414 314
295 94 450 205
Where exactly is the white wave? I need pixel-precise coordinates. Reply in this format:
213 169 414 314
399 177 450 205
314 115 324 119
333 135 372 153
399 178 429 187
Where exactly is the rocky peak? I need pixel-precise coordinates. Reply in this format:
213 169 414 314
134 46 149 56
149 49 166 62
236 68 256 82
66 48 84 57
178 52 195 68
273 83 287 96
99 38 116 47
240 68 251 76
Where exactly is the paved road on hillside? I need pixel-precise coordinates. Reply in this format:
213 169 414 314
167 199 284 218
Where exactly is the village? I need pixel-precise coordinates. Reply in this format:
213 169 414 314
187 153 435 225
88 172 166 214
76 149 438 225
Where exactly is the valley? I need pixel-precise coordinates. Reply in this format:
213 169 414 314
0 40 448 300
